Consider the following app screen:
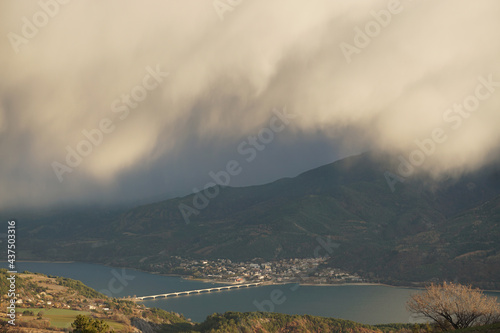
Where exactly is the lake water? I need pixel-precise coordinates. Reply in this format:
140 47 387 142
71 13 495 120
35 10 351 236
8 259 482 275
14 262 500 324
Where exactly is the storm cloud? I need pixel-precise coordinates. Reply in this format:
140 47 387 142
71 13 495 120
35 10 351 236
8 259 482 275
1 0 500 209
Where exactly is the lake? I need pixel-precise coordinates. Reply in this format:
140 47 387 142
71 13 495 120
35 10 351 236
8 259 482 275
14 262 499 324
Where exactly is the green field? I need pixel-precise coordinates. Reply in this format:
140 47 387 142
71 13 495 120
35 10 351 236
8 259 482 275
17 308 124 330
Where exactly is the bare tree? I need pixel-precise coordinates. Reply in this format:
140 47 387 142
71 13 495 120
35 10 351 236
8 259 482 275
407 282 500 331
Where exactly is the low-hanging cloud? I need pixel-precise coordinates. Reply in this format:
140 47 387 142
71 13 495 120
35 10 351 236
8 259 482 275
1 0 500 209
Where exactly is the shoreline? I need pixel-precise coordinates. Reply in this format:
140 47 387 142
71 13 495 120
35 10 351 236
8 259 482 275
182 277 416 289
181 277 242 285
10 260 500 293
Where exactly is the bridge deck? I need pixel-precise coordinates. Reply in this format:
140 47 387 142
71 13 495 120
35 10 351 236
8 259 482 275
135 282 262 300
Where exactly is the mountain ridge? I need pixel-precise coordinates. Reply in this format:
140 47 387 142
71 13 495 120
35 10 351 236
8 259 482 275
7 152 500 289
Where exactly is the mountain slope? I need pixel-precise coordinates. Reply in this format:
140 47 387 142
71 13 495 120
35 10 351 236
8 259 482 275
10 153 500 288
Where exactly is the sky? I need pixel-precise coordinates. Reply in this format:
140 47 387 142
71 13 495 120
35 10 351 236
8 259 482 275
1 0 500 210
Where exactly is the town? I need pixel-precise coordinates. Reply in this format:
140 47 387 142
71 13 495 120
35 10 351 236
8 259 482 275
146 256 365 285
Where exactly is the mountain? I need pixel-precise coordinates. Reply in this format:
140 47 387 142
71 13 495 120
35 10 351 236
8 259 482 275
8 152 500 288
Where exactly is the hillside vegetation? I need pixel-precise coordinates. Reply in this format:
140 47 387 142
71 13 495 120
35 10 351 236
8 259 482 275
192 312 415 333
0 269 191 332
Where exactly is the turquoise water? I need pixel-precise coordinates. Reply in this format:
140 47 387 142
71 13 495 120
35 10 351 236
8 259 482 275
14 262 500 324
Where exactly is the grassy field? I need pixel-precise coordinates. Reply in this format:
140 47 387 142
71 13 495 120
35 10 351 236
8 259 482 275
16 308 125 330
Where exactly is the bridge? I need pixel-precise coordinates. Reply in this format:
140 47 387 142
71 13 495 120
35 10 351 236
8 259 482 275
135 282 262 300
